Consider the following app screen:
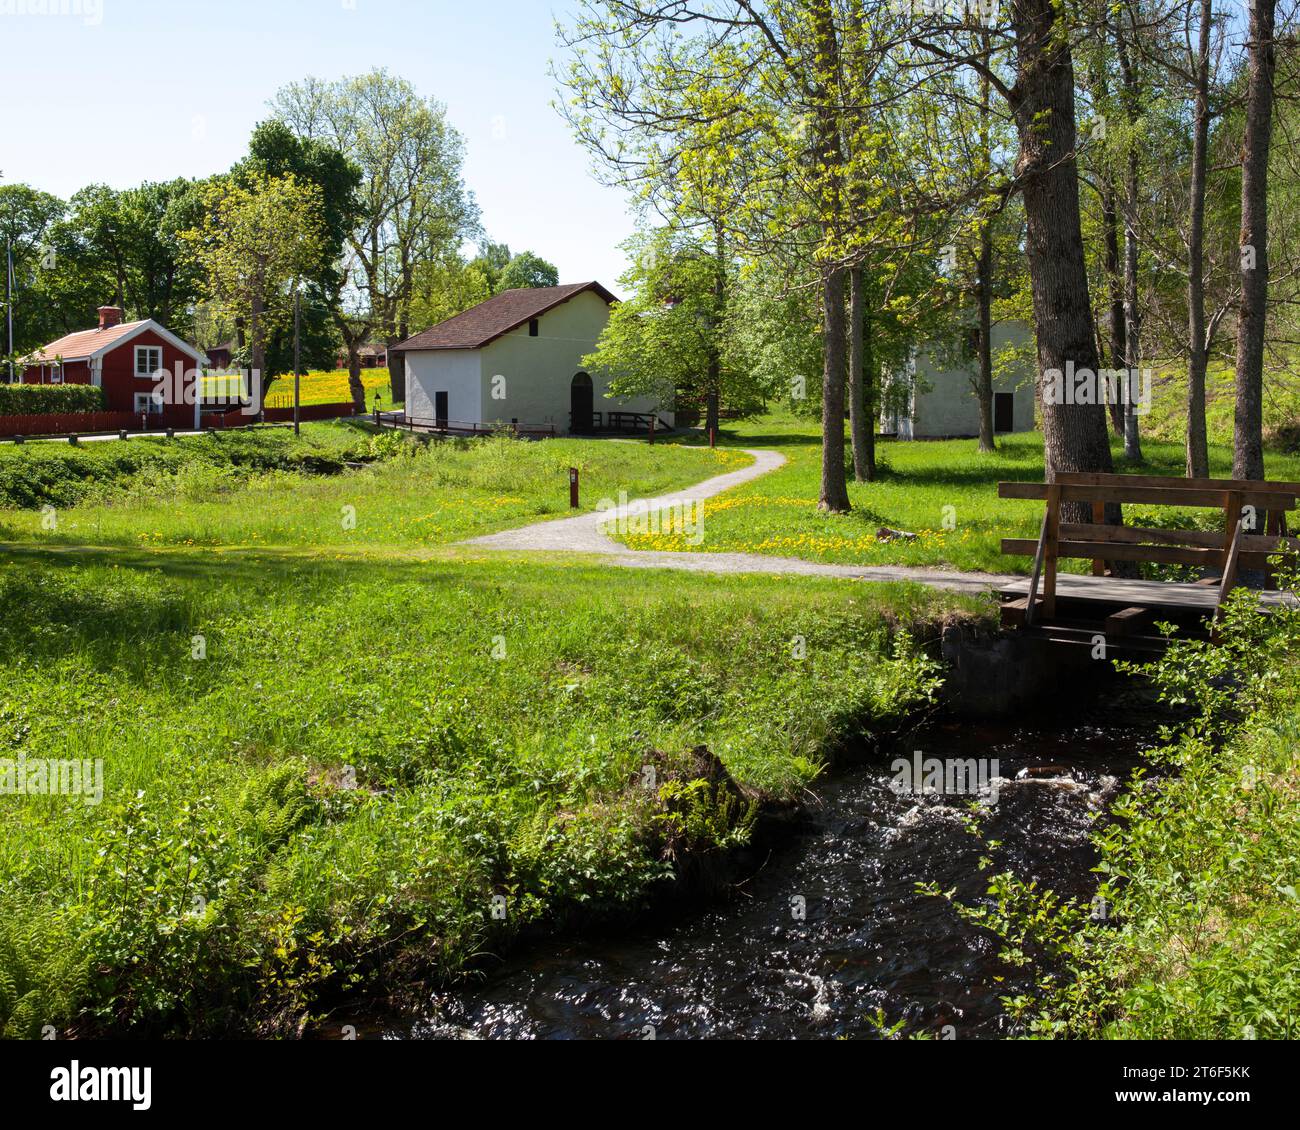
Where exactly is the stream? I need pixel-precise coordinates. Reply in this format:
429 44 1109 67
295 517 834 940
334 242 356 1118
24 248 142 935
386 706 1156 1040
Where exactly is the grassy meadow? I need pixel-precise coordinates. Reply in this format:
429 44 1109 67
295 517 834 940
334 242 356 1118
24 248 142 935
608 409 1300 574
0 423 750 549
1142 360 1300 449
0 421 981 1037
202 368 395 411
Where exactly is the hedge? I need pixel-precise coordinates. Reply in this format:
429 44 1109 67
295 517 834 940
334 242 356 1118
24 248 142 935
0 384 108 415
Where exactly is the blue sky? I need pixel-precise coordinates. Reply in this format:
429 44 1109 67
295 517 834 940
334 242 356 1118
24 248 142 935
2 0 640 290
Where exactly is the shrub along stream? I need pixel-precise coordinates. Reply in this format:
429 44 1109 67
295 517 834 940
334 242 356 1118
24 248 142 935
949 570 1300 1038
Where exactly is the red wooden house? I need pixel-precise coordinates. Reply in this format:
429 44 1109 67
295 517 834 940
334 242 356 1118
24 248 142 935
20 306 208 428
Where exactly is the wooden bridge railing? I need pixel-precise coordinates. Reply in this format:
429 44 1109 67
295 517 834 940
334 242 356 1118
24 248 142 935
998 473 1300 627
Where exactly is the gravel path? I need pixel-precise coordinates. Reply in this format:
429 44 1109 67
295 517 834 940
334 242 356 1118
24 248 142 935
462 446 1016 594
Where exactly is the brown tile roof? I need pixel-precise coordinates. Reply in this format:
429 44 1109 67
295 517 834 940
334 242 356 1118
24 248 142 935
398 282 616 351
26 320 150 363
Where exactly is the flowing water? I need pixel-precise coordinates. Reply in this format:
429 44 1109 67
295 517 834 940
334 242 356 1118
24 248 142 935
389 710 1156 1040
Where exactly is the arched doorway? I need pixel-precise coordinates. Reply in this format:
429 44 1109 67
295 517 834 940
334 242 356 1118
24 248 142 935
570 372 594 434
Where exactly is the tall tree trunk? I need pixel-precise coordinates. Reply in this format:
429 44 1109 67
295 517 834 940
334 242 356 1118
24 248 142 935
811 0 851 513
705 386 721 438
1117 11 1144 463
849 265 872 479
1010 0 1115 520
974 33 997 455
706 223 726 441
819 266 851 512
1185 0 1213 479
976 219 996 453
387 322 406 405
348 343 365 412
863 311 876 475
1234 0 1276 482
1101 177 1127 436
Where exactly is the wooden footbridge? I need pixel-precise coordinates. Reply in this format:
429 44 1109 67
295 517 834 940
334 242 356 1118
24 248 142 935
997 472 1300 652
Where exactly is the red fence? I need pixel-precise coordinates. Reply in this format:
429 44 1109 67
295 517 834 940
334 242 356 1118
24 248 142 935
0 402 359 438
0 411 139 437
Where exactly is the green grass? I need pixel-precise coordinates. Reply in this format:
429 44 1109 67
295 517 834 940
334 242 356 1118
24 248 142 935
203 368 395 410
613 409 1300 574
1142 360 1300 449
0 423 382 511
0 423 752 550
0 419 982 1036
0 545 980 1037
964 574 1300 1039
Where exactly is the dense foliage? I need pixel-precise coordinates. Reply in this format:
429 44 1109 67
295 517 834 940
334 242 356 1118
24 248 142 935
952 569 1300 1039
0 384 107 416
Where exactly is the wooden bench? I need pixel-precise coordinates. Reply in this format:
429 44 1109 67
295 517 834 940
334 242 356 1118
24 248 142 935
997 472 1300 632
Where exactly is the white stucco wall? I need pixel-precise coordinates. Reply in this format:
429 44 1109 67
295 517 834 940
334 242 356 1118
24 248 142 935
894 321 1036 438
405 349 483 425
479 290 668 434
404 289 674 434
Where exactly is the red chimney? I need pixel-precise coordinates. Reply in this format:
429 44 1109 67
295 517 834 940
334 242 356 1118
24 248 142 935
98 306 123 330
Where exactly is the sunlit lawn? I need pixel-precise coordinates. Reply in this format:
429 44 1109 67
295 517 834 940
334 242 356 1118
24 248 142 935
0 471 975 1037
611 409 1300 575
202 368 395 410
0 423 751 550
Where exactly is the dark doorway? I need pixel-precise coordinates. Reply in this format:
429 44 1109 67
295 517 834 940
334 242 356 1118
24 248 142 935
571 372 594 434
435 391 449 430
994 392 1014 434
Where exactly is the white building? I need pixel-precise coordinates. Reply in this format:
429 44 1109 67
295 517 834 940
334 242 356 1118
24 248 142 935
882 320 1036 439
398 282 669 435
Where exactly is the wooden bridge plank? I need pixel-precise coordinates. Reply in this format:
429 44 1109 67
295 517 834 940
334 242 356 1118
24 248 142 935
1000 573 1294 611
1004 538 1293 572
1105 606 1154 636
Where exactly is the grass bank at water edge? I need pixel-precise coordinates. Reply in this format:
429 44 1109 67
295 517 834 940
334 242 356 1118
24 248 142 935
0 547 986 1038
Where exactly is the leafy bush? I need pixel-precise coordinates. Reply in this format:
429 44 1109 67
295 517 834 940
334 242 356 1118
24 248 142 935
947 565 1300 1039
0 383 108 415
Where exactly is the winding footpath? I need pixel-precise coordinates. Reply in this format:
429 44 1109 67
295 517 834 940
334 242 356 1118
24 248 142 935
463 448 1017 595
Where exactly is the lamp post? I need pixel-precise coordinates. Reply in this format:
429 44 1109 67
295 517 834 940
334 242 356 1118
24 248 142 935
292 287 301 437
5 233 13 384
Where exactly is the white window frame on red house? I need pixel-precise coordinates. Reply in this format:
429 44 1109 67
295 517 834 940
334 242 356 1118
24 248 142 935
134 391 164 416
134 345 164 378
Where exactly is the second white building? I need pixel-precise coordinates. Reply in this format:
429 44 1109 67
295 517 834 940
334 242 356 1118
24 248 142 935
398 282 669 435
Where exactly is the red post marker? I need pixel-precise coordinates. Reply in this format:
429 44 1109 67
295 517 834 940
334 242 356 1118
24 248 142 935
709 427 716 449
649 416 656 445
570 467 580 509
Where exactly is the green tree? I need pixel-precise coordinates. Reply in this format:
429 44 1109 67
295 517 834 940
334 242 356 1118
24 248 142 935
270 70 480 406
585 229 770 423
498 250 559 291
236 119 362 375
182 173 326 406
409 254 493 329
0 183 66 369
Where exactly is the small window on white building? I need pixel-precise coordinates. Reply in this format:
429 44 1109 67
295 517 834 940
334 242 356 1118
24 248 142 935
135 346 163 378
